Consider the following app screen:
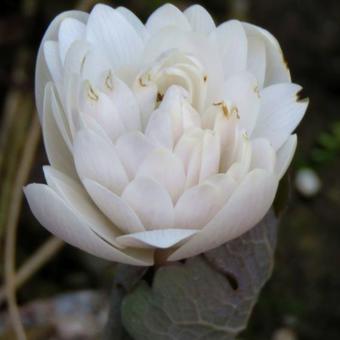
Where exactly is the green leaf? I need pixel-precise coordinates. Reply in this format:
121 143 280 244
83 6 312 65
121 211 278 340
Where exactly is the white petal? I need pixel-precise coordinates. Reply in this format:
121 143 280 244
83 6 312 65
116 131 155 179
43 166 123 245
146 4 191 34
43 41 63 88
58 18 85 64
227 131 252 181
79 82 126 142
222 72 260 135
251 138 276 172
184 4 216 35
186 143 202 188
213 20 248 78
102 74 141 131
252 83 308 150
204 173 238 204
122 177 174 230
36 10 88 119
83 179 145 233
199 131 221 182
116 7 149 42
45 82 72 150
42 83 77 178
24 183 153 266
142 27 224 105
86 4 143 70
175 183 223 229
144 108 173 149
247 36 266 88
275 134 297 179
117 229 198 249
136 149 186 202
242 22 291 86
73 129 129 194
169 169 278 261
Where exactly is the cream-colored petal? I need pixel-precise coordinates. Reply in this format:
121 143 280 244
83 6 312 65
168 169 278 261
24 183 153 266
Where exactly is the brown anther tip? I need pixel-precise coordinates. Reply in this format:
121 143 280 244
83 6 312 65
203 75 208 82
156 92 164 102
139 77 147 87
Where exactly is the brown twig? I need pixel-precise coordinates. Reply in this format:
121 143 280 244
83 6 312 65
4 114 41 339
0 236 64 305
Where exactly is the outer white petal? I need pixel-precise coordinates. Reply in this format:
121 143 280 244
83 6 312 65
43 166 123 245
86 4 143 70
43 41 63 89
116 7 149 42
222 72 260 135
184 4 216 35
252 83 308 150
251 138 276 172
146 4 191 34
247 36 266 88
36 10 88 119
168 169 278 261
136 149 186 202
45 82 72 150
58 18 85 64
116 229 198 249
275 134 297 179
242 22 291 86
116 131 155 179
175 183 223 229
73 129 129 194
213 20 248 78
42 82 77 178
24 183 153 266
122 177 174 230
83 179 145 233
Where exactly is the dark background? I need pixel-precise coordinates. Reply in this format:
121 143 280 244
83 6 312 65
0 0 339 339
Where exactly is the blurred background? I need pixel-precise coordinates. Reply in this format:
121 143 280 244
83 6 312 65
0 0 339 339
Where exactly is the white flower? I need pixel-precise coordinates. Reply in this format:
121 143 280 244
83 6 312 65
24 4 308 266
